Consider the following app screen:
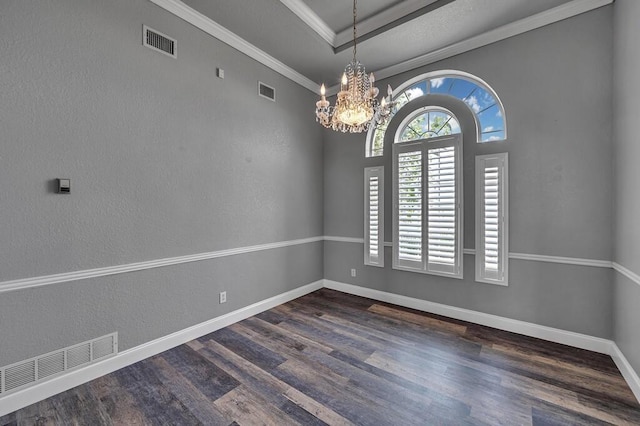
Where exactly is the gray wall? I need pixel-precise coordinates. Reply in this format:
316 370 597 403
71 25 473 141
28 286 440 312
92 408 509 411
0 0 323 365
613 0 640 373
324 7 614 338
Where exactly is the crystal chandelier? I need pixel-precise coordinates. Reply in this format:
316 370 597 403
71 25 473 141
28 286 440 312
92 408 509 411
315 0 394 133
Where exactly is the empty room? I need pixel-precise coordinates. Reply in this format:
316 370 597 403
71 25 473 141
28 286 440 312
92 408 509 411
1 0 639 424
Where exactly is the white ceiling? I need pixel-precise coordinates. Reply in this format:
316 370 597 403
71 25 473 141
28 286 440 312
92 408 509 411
166 0 610 91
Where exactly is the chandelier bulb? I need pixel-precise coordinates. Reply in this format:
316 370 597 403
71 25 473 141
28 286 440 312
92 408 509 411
370 73 375 84
341 73 348 86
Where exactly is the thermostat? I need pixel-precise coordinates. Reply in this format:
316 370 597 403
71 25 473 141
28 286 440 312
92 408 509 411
57 178 70 194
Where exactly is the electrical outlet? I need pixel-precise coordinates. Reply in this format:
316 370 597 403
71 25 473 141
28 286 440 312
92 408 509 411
217 68 224 79
351 268 356 277
219 291 227 304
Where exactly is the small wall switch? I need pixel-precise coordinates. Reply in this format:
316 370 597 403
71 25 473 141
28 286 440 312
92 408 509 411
217 68 224 79
351 268 356 277
57 178 70 194
219 291 227 304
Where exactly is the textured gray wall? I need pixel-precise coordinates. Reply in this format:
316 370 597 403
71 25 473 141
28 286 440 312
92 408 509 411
613 0 640 373
0 0 323 365
324 7 614 338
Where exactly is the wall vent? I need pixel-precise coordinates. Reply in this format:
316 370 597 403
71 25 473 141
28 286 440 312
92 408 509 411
0 332 117 396
143 25 176 58
258 82 276 102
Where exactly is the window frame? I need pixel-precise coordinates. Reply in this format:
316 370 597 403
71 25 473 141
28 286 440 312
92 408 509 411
364 166 385 267
392 133 463 279
475 153 509 286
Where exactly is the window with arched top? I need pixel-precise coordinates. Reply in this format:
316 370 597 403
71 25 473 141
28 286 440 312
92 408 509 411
396 107 461 143
366 70 506 157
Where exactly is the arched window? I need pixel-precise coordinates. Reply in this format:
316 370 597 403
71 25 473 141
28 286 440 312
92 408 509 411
396 107 461 142
392 108 463 278
366 70 506 157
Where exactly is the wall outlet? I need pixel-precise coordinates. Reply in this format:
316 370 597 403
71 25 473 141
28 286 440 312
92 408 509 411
219 291 227 304
351 268 356 277
217 68 224 79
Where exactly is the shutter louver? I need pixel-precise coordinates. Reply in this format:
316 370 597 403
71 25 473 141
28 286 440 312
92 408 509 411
398 151 423 262
427 146 456 268
369 176 379 259
484 166 500 271
475 153 508 285
364 167 384 267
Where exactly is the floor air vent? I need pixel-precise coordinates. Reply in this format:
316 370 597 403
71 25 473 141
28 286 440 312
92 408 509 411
0 332 117 396
143 25 176 58
258 82 276 101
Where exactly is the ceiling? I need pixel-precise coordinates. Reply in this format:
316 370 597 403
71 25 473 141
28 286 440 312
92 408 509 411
167 0 609 91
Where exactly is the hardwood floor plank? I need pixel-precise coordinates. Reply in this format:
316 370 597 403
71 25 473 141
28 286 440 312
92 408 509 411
3 288 639 425
195 338 352 426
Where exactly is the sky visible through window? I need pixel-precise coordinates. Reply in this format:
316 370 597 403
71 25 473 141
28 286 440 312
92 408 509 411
371 75 505 156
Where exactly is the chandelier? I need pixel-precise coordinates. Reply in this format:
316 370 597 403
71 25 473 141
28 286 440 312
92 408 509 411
315 0 394 133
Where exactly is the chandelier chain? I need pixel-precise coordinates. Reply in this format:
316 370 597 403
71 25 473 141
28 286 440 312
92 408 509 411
352 0 357 62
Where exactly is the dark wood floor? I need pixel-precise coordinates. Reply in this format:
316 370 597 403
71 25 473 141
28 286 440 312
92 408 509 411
2 288 639 425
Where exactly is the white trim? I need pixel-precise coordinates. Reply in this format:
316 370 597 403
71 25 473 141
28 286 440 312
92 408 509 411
613 262 640 287
370 0 613 83
509 252 612 268
0 280 323 417
323 280 612 353
149 0 611 96
610 343 640 403
333 0 439 47
0 236 323 294
324 280 639 403
324 236 364 244
278 0 335 46
0 236 615 295
147 0 318 93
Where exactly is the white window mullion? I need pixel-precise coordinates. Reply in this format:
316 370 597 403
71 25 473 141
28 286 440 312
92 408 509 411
475 153 509 285
364 167 384 267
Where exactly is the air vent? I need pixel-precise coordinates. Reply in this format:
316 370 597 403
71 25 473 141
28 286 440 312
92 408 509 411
0 332 117 396
258 82 276 102
143 25 176 58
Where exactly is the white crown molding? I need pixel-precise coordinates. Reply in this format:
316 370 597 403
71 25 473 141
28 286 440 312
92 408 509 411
328 0 614 92
147 0 319 93
149 0 612 96
333 0 439 47
0 280 324 417
0 236 323 294
613 262 640 287
509 252 612 268
278 0 335 45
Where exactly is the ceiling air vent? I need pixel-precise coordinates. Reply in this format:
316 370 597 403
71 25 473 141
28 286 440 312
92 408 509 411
143 25 176 58
258 82 276 102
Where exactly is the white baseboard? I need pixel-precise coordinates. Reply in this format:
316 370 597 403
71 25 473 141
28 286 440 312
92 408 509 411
323 280 612 354
323 280 640 403
610 343 640 403
0 280 323 417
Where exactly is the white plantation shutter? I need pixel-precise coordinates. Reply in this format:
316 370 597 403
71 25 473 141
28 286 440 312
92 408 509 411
398 151 423 264
427 146 460 275
393 135 462 277
364 167 384 267
475 153 509 285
